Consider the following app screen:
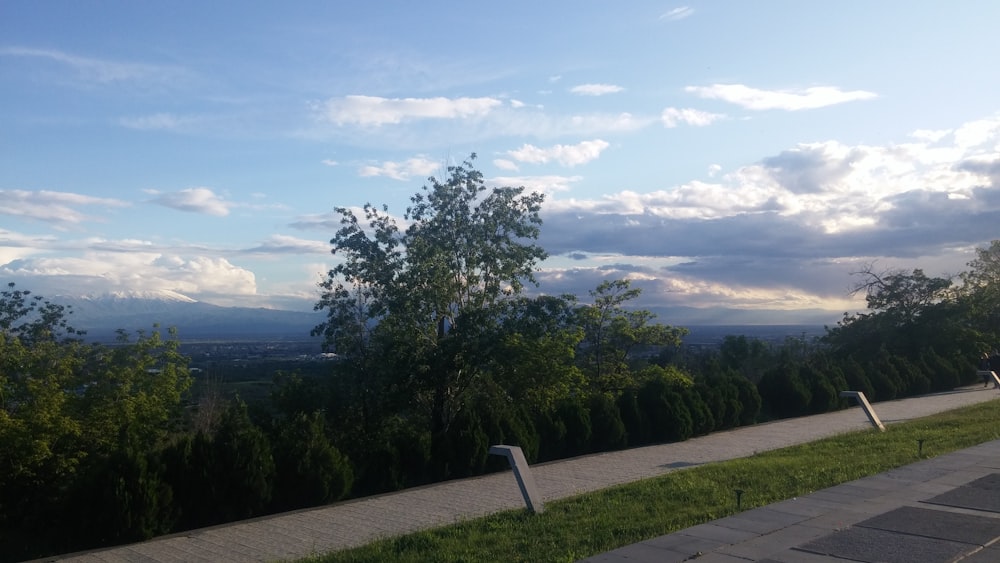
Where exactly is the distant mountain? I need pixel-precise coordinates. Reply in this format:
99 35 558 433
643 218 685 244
47 290 843 344
52 290 324 342
645 305 842 327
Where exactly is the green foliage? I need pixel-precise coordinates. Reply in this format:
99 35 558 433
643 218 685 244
636 375 692 443
488 296 585 413
0 282 83 343
960 240 1000 343
576 280 687 392
840 356 875 399
82 327 193 454
440 408 490 478
921 348 960 391
798 364 839 415
0 285 191 560
729 373 761 426
718 335 772 381
165 399 278 529
680 386 714 436
65 445 174 548
341 416 431 496
272 411 354 511
873 348 902 401
534 398 593 460
698 375 755 430
212 398 276 520
892 355 930 396
757 362 811 419
556 398 593 457
588 393 627 452
314 155 548 457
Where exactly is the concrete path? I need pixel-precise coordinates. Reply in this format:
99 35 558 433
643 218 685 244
47 386 1000 562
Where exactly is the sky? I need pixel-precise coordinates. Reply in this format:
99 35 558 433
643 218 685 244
2 1 999 325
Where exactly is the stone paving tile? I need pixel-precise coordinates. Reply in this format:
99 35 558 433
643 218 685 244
796 525 973 563
714 507 811 535
857 505 1000 545
580 542 692 563
963 545 1000 562
685 553 767 563
639 532 728 556
756 547 864 562
716 520 832 561
674 521 760 544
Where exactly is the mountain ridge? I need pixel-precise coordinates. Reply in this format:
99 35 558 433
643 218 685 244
52 291 323 342
45 291 840 343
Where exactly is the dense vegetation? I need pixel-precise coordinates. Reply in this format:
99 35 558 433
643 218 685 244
2 157 999 560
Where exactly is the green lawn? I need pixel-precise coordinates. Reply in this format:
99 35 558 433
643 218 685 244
309 399 1000 563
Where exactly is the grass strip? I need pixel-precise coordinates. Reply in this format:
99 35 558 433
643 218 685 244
311 399 1000 563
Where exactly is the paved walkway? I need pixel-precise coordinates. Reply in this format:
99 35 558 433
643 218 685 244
48 386 1000 563
583 433 1000 562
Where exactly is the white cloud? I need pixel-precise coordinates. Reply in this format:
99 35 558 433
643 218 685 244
686 84 878 111
490 175 582 194
661 107 725 127
509 99 526 108
0 253 258 298
543 129 993 231
321 159 339 167
243 235 330 255
0 229 58 264
570 84 625 96
316 95 503 126
149 187 231 216
290 206 410 233
910 128 951 143
493 159 520 171
300 101 656 147
486 111 655 139
358 157 441 180
506 139 610 167
0 189 129 224
539 117 1000 282
562 112 652 134
953 116 1000 150
0 46 187 86
660 7 694 21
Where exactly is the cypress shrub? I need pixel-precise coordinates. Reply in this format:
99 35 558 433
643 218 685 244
588 393 627 452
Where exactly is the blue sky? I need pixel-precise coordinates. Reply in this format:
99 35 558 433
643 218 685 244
2 1 999 323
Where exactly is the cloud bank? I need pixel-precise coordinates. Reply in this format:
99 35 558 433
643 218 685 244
686 84 878 111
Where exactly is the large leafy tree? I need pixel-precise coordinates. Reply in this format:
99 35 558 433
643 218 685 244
826 266 964 359
314 155 547 462
849 266 953 325
575 279 687 392
959 239 1000 344
486 295 585 413
822 261 982 392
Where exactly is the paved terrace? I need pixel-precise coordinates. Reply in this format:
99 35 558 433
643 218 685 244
47 386 1000 563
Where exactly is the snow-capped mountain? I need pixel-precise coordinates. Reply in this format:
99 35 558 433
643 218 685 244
69 289 199 313
52 290 323 342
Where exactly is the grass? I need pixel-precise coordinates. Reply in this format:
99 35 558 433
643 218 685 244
310 399 1000 563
